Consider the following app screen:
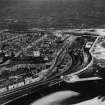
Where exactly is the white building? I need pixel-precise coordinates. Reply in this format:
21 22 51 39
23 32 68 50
85 42 93 48
33 50 40 57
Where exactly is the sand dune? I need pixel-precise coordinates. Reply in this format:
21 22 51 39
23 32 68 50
31 91 79 105
31 91 105 105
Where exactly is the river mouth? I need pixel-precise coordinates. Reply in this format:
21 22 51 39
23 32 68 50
6 78 104 105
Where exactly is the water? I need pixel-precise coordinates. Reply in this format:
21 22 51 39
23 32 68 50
6 79 105 105
1 0 105 28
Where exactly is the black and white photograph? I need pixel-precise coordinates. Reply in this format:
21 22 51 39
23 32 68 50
0 0 105 105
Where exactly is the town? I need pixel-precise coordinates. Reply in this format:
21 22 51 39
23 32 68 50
0 29 105 104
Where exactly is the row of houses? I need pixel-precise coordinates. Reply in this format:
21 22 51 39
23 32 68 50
0 73 42 93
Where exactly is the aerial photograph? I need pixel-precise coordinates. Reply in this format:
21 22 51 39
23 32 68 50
0 0 105 105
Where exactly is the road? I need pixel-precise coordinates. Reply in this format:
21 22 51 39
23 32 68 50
44 36 77 79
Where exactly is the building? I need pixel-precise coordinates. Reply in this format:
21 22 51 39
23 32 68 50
33 50 40 57
85 42 93 48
